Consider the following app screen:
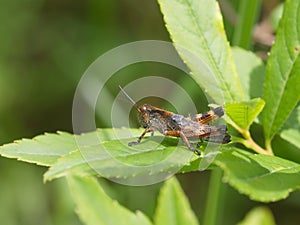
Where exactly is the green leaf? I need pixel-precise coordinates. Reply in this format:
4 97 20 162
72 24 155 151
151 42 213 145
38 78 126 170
262 0 300 142
272 134 300 165
270 3 283 31
158 0 245 104
0 128 143 167
237 206 276 225
232 47 265 100
154 177 199 225
280 129 300 150
0 128 206 182
67 175 152 225
215 147 300 202
44 135 200 182
0 131 77 166
280 104 300 149
225 98 265 130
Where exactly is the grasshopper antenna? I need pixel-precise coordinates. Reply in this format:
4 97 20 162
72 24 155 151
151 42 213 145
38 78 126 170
119 85 140 111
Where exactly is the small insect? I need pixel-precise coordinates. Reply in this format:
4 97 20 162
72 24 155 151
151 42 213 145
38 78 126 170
119 86 231 156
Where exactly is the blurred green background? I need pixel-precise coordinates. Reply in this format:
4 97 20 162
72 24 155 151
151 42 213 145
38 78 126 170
1 0 299 224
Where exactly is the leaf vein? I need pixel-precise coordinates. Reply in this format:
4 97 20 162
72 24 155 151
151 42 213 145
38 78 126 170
184 0 234 101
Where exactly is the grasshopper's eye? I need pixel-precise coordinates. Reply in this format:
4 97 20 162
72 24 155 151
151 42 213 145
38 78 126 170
142 106 147 111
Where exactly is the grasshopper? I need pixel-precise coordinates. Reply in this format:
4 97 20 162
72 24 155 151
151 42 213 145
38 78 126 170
119 86 231 156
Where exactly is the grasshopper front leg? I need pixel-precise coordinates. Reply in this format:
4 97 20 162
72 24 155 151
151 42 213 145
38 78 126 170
128 128 154 146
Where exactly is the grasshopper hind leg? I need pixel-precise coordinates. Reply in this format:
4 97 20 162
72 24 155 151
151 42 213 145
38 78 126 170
178 131 201 156
191 148 201 156
164 130 201 156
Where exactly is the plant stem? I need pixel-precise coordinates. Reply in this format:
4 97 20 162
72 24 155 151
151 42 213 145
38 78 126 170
202 168 225 225
265 139 274 155
229 120 273 155
243 131 273 155
232 0 261 49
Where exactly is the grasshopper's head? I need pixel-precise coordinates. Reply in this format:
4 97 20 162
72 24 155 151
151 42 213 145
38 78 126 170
137 104 156 128
119 86 152 128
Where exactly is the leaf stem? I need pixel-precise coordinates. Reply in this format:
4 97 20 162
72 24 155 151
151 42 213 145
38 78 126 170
243 131 273 155
229 120 274 155
203 168 225 225
265 139 274 155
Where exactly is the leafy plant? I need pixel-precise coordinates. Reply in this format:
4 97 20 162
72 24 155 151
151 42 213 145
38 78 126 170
1 0 300 224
